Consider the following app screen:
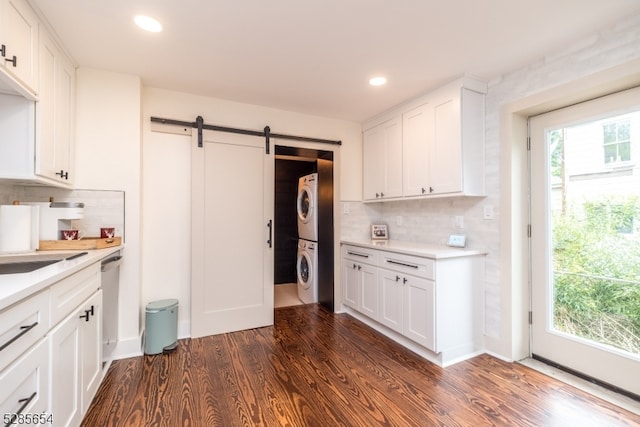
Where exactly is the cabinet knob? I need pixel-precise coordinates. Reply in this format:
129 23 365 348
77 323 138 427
395 275 400 282
352 263 357 269
403 277 408 284
55 170 69 180
0 44 5 57
375 193 380 198
79 311 90 322
429 187 434 193
380 192 384 198
357 265 362 270
421 187 426 194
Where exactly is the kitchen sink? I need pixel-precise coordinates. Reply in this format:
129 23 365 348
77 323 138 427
0 252 87 275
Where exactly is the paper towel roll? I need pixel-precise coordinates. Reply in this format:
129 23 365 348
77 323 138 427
0 205 36 253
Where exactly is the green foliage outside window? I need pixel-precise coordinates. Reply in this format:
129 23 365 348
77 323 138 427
553 196 640 355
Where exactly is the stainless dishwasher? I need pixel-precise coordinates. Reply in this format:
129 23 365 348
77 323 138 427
101 251 122 367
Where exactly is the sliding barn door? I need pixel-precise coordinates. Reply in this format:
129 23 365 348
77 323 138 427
191 130 274 338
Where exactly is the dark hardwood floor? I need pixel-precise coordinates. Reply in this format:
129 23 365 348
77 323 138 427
82 304 640 426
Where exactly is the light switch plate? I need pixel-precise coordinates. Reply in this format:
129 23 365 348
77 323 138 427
448 234 467 248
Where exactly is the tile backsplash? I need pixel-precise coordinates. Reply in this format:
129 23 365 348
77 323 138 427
0 184 125 241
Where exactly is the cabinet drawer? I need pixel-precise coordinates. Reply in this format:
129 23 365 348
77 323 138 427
0 337 49 422
342 245 378 265
0 290 50 372
379 251 434 280
50 263 100 326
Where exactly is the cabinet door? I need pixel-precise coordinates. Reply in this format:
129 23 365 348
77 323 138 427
402 103 432 197
403 276 435 350
342 259 360 309
49 306 82 427
430 93 463 195
363 125 384 200
363 117 402 200
378 269 403 333
0 0 38 92
36 28 75 185
80 290 102 414
382 117 403 198
0 338 49 423
358 264 378 320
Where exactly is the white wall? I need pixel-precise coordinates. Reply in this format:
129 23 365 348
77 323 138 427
75 68 143 358
141 87 361 337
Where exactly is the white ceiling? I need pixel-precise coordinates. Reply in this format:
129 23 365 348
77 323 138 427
29 0 640 123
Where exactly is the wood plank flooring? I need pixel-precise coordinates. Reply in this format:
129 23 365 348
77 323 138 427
82 304 640 426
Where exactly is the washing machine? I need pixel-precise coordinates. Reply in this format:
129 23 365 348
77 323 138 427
296 239 318 304
297 173 318 241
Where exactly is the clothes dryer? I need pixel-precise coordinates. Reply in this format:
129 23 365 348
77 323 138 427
297 173 318 241
296 239 318 304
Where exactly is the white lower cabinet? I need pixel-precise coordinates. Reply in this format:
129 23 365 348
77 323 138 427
378 269 403 333
50 289 102 427
402 275 435 350
342 243 484 366
0 261 104 427
342 246 379 319
0 338 49 425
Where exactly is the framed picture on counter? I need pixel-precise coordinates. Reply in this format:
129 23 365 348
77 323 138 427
371 224 388 240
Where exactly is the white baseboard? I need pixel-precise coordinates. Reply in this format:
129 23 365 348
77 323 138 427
112 332 143 360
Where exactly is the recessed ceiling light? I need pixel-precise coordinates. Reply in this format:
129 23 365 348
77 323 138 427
369 76 387 86
134 15 163 32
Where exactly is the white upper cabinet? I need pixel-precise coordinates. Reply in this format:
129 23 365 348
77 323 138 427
0 0 38 97
0 3 76 188
37 27 75 185
428 85 485 196
363 116 402 201
363 77 486 202
402 102 432 197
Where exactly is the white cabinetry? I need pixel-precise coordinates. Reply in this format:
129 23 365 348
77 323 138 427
37 27 75 184
363 77 486 201
427 86 485 196
363 116 402 201
0 0 38 97
342 246 379 319
49 263 101 426
0 0 75 188
0 260 104 427
50 289 102 426
379 251 436 350
0 338 49 423
0 290 50 423
342 242 484 366
402 102 432 197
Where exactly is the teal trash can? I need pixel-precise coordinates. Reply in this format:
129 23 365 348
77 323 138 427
144 299 179 355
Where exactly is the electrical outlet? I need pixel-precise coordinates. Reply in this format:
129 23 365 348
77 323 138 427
454 215 464 229
343 202 350 215
483 205 494 220
396 216 403 225
448 234 467 248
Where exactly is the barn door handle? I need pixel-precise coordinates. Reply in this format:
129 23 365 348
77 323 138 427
267 220 272 248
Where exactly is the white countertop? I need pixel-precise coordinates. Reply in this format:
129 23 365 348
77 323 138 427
0 246 122 311
341 239 487 259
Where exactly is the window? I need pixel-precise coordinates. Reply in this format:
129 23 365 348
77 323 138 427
602 119 630 164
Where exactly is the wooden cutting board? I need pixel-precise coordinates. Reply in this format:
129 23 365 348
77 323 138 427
39 237 122 250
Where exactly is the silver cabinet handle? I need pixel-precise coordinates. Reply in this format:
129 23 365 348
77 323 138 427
0 322 38 352
386 259 419 269
4 392 37 426
347 251 369 258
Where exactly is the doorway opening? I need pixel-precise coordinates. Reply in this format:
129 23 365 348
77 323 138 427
529 86 640 398
274 145 335 311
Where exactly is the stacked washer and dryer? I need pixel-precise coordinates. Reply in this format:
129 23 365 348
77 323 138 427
296 173 319 304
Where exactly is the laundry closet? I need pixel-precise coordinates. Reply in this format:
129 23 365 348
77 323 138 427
274 146 334 311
